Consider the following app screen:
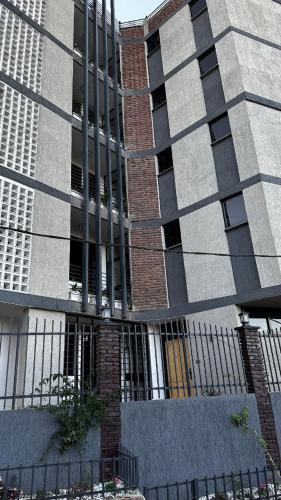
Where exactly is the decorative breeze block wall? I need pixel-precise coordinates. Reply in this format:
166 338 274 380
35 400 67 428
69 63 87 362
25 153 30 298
0 177 34 293
6 0 46 25
0 83 39 177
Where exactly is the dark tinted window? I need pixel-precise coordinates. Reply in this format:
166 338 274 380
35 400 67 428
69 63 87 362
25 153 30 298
222 194 247 228
209 113 231 142
158 147 173 174
164 220 182 248
190 0 207 18
147 31 160 55
199 47 218 75
152 84 167 109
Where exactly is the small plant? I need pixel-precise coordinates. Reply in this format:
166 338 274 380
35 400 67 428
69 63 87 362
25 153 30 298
71 283 82 293
0 476 21 500
231 407 274 467
32 374 105 461
203 386 221 397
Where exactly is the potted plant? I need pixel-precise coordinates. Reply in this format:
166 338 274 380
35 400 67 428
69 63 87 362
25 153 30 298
69 282 82 301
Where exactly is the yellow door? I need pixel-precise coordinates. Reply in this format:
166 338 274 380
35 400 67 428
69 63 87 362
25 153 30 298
165 339 193 398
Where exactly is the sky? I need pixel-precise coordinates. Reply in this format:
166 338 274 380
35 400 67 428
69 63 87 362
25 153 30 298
107 0 162 22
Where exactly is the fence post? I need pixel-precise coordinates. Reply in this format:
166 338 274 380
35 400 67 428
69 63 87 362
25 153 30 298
236 323 280 465
96 321 121 460
191 478 199 500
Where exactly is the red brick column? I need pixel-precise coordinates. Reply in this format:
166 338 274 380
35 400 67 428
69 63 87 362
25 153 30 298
96 323 121 459
121 25 168 312
237 325 280 465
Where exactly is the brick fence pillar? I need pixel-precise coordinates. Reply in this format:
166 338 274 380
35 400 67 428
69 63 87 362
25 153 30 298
236 324 280 465
96 322 121 460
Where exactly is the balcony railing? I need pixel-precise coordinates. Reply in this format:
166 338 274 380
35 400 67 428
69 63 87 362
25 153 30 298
71 164 120 211
69 263 131 307
72 97 124 144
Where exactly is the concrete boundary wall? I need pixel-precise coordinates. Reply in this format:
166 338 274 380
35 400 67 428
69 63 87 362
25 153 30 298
121 395 265 488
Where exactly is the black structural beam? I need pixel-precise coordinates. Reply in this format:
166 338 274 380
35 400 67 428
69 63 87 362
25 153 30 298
93 0 102 315
82 0 89 312
103 0 115 313
111 0 127 317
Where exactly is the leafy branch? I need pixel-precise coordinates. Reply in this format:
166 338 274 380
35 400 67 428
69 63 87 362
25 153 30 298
31 374 105 461
231 407 275 469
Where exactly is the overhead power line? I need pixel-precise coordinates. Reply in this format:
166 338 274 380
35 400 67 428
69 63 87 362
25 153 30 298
0 224 280 259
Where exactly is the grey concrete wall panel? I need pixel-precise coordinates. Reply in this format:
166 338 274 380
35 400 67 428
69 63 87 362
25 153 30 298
121 395 265 488
160 6 196 76
41 37 73 113
166 62 206 138
0 409 100 489
180 202 236 302
192 10 213 51
172 126 218 210
153 104 171 147
244 183 281 289
37 106 72 193
29 191 71 299
44 0 75 50
217 32 281 104
148 50 164 88
212 136 240 192
227 224 261 295
201 68 225 115
158 169 178 220
207 0 281 46
186 305 240 329
165 246 188 307
229 102 281 182
270 392 281 456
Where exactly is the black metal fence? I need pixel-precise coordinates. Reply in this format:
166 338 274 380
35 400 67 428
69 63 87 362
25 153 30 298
121 321 247 401
1 320 281 409
144 467 281 500
0 452 138 498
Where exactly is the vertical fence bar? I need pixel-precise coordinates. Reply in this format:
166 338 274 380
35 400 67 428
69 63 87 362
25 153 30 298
93 0 102 315
82 0 89 312
12 326 20 410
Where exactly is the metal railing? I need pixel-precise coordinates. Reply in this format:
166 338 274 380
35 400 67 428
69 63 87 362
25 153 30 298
69 264 107 296
0 454 138 497
87 0 120 33
71 165 119 211
120 321 247 401
72 97 124 145
2 320 281 409
259 328 281 393
144 467 281 500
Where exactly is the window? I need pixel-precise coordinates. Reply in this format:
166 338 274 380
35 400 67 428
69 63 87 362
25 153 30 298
147 31 160 55
222 194 247 228
157 147 173 174
189 0 207 18
209 113 231 143
152 84 166 110
198 47 218 76
164 220 182 248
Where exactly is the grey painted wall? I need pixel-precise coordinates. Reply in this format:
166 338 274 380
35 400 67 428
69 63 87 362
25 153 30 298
212 135 240 192
121 394 265 488
0 409 100 490
192 10 213 50
201 68 225 116
165 245 188 307
158 169 178 219
148 50 164 89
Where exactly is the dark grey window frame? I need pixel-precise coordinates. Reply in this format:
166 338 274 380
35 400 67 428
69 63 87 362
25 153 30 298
189 0 207 20
147 30 161 57
163 219 182 249
198 47 218 77
209 113 232 145
152 84 167 111
157 147 174 175
222 193 248 230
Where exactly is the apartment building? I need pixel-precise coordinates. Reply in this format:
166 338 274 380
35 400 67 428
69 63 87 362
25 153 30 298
122 0 281 330
0 0 281 333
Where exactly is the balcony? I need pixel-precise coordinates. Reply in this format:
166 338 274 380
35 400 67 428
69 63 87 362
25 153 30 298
71 163 120 212
69 263 128 309
72 96 124 145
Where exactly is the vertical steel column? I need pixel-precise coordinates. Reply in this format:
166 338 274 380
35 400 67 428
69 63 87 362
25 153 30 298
82 0 89 312
102 0 115 313
110 0 127 317
93 0 102 315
